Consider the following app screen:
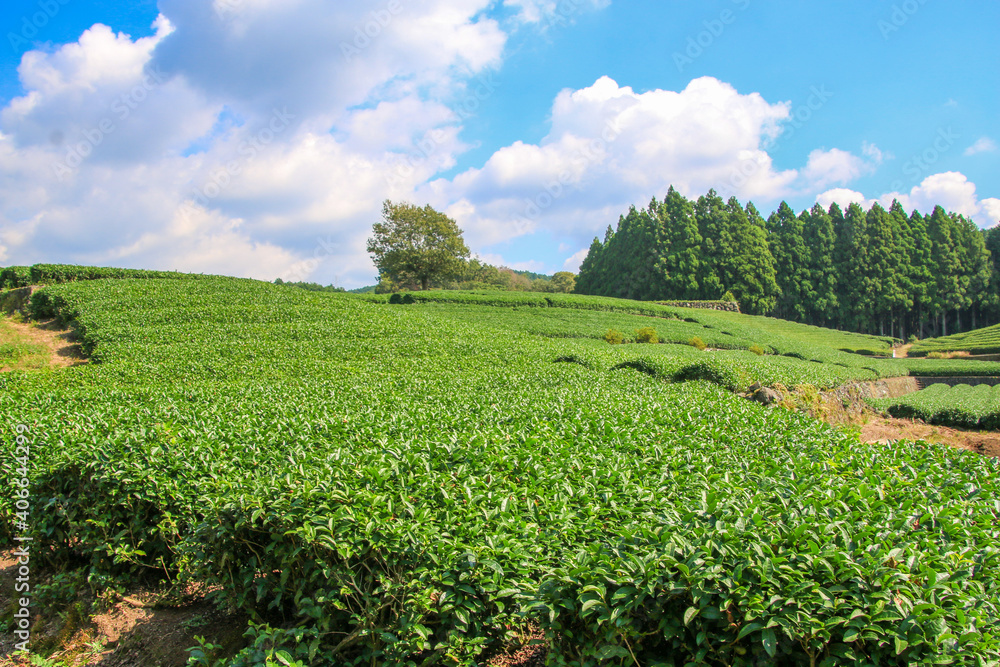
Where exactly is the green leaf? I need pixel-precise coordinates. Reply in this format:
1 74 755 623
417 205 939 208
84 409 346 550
761 628 777 658
737 622 764 641
684 607 700 626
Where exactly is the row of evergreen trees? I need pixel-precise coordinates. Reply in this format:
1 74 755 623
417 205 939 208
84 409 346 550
575 187 1000 339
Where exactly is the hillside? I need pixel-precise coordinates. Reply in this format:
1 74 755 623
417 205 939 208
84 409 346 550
910 322 1000 357
2 275 999 665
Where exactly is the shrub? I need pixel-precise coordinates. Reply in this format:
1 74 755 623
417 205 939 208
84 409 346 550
1 266 31 289
749 344 765 356
401 293 416 305
907 334 919 344
389 293 403 304
604 329 624 345
721 290 736 303
927 351 945 359
690 336 707 351
634 327 658 344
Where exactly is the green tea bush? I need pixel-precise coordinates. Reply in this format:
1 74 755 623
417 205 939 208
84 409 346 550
634 326 658 344
604 328 624 345
690 335 707 350
911 321 1000 356
389 293 403 304
1 266 31 289
749 344 765 356
401 293 416 305
874 382 1000 430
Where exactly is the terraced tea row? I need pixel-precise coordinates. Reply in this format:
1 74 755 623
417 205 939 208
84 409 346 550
874 383 1000 430
911 322 1000 357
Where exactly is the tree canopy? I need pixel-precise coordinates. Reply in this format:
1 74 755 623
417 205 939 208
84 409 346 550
367 200 470 291
575 187 1000 337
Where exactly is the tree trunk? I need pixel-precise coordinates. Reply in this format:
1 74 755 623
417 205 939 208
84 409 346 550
941 312 947 337
421 276 429 291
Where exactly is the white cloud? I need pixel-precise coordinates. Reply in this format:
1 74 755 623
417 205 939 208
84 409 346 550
423 75 798 249
816 172 1000 227
802 148 868 189
964 137 997 156
563 247 589 272
815 188 866 211
152 0 506 121
801 143 885 190
862 141 888 165
475 253 548 274
982 198 1000 226
0 4 512 287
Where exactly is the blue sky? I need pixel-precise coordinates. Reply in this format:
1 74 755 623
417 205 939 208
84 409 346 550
1 0 997 287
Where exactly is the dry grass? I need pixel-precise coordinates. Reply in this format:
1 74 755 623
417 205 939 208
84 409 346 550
926 350 971 359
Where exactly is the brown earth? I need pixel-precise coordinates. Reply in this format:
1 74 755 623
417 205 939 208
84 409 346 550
1 546 548 667
0 552 246 667
776 379 1000 458
0 317 88 372
860 416 1000 457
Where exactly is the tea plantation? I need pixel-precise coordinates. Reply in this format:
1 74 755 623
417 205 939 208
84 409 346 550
873 383 1000 431
2 276 999 666
910 323 1000 357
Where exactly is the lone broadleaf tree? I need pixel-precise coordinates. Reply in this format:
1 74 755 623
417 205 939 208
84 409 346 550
367 200 471 290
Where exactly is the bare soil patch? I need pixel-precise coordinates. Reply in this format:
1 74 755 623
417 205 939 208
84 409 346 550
860 416 1000 458
0 317 87 372
0 553 245 667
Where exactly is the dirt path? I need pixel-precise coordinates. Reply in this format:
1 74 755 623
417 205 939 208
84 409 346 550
0 317 87 371
860 416 1000 457
894 343 912 358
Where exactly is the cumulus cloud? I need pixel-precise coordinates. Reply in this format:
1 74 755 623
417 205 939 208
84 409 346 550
2 18 216 169
422 75 798 250
815 188 867 211
152 0 506 122
0 3 512 287
802 149 868 189
964 137 997 156
816 172 1000 227
563 247 589 272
